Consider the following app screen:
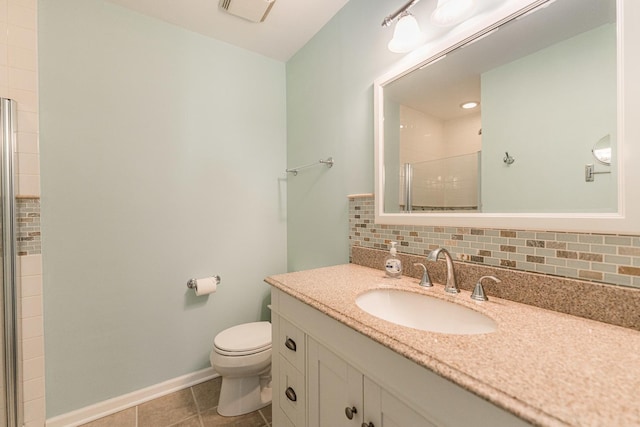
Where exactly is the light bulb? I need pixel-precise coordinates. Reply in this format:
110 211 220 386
388 12 427 53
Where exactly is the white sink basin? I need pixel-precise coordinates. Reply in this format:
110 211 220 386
356 289 497 335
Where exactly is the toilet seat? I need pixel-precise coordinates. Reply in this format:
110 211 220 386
214 321 272 356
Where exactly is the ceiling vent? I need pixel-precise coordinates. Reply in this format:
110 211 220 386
219 0 276 23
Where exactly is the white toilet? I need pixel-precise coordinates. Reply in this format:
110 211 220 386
210 321 272 416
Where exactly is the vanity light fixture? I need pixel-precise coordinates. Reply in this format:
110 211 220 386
382 0 427 53
388 11 428 53
460 101 479 109
431 0 475 27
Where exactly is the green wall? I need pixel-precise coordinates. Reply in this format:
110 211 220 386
286 0 407 271
39 0 286 416
481 24 617 213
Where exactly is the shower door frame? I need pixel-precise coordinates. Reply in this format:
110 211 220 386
1 97 20 427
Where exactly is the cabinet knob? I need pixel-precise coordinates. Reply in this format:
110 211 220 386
285 337 297 352
345 406 358 420
362 423 374 427
285 387 297 402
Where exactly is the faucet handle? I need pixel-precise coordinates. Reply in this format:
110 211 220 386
413 263 433 287
471 276 501 301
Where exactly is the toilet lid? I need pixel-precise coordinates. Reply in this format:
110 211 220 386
214 321 272 354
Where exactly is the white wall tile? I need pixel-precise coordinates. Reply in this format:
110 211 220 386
9 88 37 112
8 45 36 70
8 65 36 91
7 0 43 421
17 108 36 132
22 315 43 339
25 419 46 427
0 0 8 22
7 24 35 49
23 377 45 401
9 0 36 11
22 337 44 360
0 42 7 66
17 151 39 174
20 273 41 297
0 22 8 43
17 172 40 196
0 64 8 86
23 397 45 423
21 295 42 318
23 356 44 381
8 1 35 30
20 254 42 276
16 131 38 153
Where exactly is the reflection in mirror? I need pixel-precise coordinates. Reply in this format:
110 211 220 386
381 0 617 214
592 135 612 165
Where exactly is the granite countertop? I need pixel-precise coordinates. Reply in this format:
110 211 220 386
265 263 640 427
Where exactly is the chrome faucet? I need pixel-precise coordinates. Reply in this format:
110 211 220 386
471 275 501 301
412 263 433 287
426 248 459 294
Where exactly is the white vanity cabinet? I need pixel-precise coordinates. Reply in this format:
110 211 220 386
308 337 435 427
273 313 307 427
271 288 531 427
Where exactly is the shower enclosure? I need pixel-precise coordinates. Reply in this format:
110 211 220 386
399 151 481 212
0 97 19 427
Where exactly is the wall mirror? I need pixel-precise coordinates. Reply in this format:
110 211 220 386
374 0 640 234
592 135 612 165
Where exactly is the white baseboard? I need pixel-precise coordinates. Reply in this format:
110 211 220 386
45 367 218 427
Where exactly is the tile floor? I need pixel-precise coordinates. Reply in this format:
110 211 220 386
79 377 272 427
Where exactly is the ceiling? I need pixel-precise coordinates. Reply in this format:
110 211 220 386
105 0 350 62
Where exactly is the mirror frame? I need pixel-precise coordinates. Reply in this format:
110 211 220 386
374 0 639 234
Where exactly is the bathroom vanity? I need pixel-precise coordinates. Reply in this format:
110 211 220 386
266 264 640 427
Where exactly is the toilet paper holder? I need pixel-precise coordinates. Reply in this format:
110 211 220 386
187 275 221 289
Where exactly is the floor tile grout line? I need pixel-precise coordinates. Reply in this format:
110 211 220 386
165 413 202 427
258 408 269 426
155 388 202 427
80 378 272 427
190 386 202 414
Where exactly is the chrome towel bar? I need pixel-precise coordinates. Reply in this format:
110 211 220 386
286 157 334 176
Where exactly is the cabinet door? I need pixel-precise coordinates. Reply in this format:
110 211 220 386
364 377 437 427
308 338 364 427
279 355 306 426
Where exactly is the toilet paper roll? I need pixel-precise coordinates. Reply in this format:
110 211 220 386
194 277 217 296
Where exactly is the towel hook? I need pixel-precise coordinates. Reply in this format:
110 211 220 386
503 152 515 165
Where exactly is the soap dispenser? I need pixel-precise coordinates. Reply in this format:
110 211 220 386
385 242 402 278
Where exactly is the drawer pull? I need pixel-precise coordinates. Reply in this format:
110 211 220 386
345 406 358 420
285 387 297 402
362 423 374 427
285 337 297 352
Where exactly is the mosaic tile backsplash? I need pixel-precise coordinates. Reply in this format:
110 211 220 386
349 195 640 289
17 197 41 256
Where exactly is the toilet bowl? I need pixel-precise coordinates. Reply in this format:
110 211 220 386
210 321 272 416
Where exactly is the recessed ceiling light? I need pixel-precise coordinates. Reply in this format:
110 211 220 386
460 101 479 109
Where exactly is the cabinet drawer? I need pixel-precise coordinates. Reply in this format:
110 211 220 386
279 316 305 371
279 355 306 427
